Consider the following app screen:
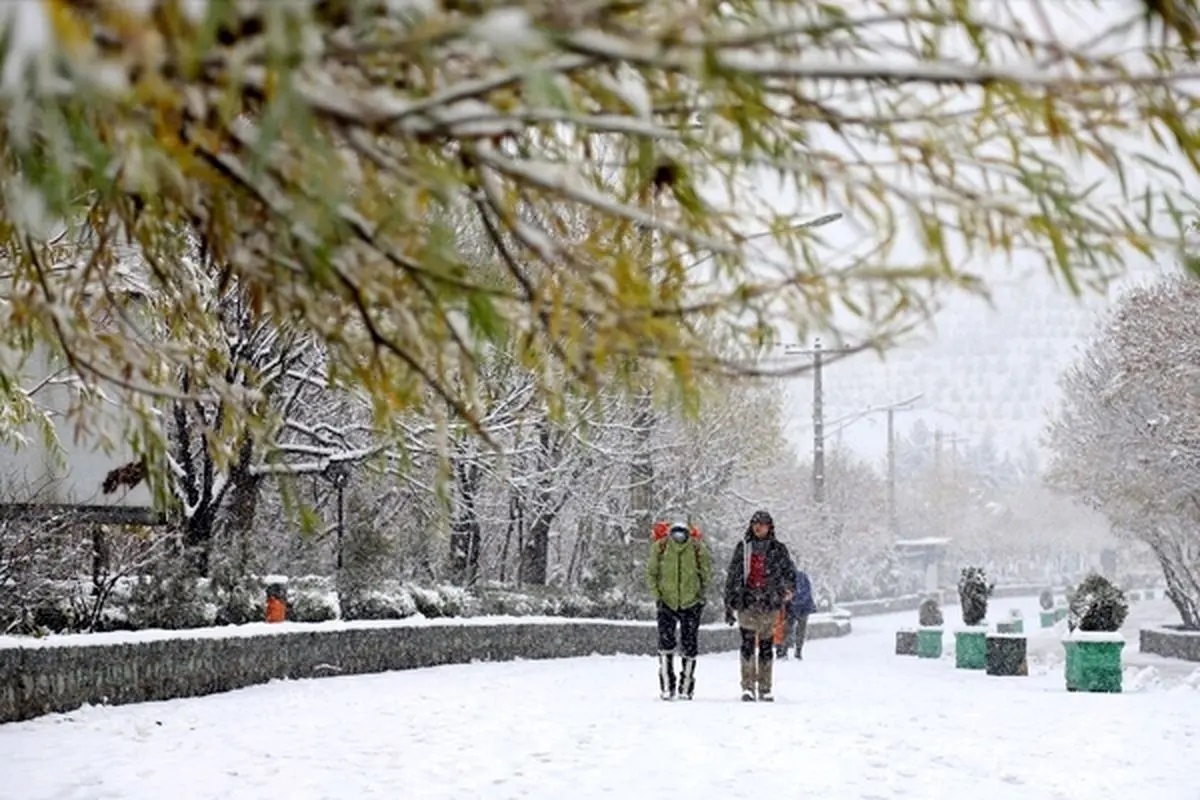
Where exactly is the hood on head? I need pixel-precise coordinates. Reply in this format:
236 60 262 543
744 509 775 540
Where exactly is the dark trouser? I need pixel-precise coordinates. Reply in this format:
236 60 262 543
794 614 809 654
737 608 777 693
657 602 702 657
776 614 810 655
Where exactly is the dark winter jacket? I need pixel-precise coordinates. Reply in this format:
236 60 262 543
723 526 796 612
788 568 817 618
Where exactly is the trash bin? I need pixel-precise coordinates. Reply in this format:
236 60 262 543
265 582 287 623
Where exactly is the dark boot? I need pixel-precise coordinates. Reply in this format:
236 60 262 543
658 652 676 700
757 638 774 701
679 656 696 700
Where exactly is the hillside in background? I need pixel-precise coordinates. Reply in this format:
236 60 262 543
785 258 1170 473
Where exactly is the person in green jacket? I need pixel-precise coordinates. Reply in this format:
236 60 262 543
646 520 713 700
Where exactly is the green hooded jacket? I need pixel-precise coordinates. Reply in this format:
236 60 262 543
646 531 713 611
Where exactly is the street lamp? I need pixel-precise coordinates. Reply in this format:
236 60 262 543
321 461 351 571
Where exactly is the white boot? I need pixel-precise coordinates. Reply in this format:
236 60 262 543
657 651 676 700
679 656 697 700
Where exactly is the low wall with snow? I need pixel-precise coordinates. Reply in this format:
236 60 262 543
0 613 850 723
835 584 1071 619
1139 626 1200 663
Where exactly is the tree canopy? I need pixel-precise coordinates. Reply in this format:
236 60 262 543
1 0 1198 464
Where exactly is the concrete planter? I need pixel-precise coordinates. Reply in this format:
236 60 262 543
1063 632 1125 693
1139 625 1200 662
895 629 918 656
916 626 943 659
954 626 988 670
985 633 1027 676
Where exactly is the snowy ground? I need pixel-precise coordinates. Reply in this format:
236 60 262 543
2 596 1198 800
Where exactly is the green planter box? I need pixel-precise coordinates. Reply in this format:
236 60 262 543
916 627 943 659
955 628 987 670
1054 607 1068 622
1145 589 1155 600
1063 634 1125 693
986 633 1027 676
1039 610 1057 628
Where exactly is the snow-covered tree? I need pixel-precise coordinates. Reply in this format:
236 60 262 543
1046 271 1200 628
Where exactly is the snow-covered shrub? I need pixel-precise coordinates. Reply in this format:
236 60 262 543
341 582 418 620
211 577 265 625
287 575 339 622
957 566 994 626
126 567 213 630
476 589 537 617
557 593 598 618
918 597 943 627
1069 572 1129 632
409 585 448 618
436 584 479 617
593 588 650 620
1039 587 1055 610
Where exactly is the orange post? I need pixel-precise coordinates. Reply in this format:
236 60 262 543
265 582 287 623
265 596 286 623
772 609 786 646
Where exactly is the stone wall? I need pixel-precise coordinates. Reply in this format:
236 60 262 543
1139 626 1200 663
836 584 1069 619
0 615 849 723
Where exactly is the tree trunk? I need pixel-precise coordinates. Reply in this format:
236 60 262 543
1154 541 1200 629
449 459 483 586
566 516 592 587
629 389 655 541
499 490 518 584
90 525 109 595
517 420 559 586
519 513 552 585
219 435 262 576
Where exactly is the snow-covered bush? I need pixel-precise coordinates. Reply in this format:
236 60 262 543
957 566 993 626
125 568 214 630
1039 587 1055 610
1069 573 1129 632
919 597 943 627
286 575 339 622
341 582 419 621
212 577 264 625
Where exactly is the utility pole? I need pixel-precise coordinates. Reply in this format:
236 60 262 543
878 393 923 538
782 338 857 506
887 407 897 537
813 339 825 504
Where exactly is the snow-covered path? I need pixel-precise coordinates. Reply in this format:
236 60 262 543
2 597 1198 800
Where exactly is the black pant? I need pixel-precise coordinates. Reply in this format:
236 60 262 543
657 603 702 657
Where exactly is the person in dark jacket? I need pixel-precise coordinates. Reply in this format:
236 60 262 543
723 510 796 702
774 562 817 659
